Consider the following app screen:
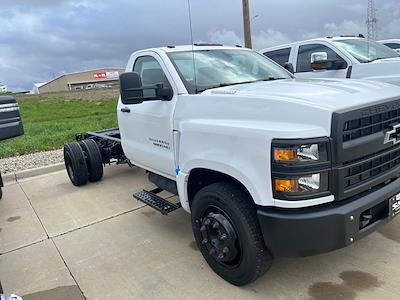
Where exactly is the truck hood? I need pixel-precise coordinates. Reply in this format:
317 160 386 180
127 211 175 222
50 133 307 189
204 78 400 112
371 57 400 63
352 60 400 86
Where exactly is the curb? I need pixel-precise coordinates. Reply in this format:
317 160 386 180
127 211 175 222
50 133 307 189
3 163 65 184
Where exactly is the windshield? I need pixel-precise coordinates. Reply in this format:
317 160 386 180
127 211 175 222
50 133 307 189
168 49 293 94
332 39 399 63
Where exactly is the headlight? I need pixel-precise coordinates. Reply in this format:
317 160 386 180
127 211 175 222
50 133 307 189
272 138 331 200
273 142 328 163
274 173 328 194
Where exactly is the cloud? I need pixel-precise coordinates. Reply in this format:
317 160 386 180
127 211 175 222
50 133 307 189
207 30 242 46
206 29 291 50
253 29 291 50
1 0 400 91
323 20 365 37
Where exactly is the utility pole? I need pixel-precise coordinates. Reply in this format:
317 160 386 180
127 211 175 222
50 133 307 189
242 0 252 49
366 0 377 40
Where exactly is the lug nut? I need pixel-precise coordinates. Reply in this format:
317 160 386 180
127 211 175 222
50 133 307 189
204 218 211 226
222 247 230 254
219 234 227 241
212 222 219 229
202 238 208 245
216 253 224 261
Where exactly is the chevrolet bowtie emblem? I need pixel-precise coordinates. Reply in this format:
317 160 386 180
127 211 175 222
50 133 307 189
384 124 400 145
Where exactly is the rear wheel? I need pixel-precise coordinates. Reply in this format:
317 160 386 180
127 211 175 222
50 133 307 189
64 142 88 186
191 182 273 286
80 139 103 182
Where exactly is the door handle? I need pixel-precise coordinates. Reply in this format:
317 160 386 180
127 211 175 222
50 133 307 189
121 107 131 113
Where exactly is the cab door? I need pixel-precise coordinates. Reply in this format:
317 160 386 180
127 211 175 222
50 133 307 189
293 43 351 79
118 52 177 179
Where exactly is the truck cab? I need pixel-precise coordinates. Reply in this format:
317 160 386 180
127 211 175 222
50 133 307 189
261 36 400 86
65 45 400 286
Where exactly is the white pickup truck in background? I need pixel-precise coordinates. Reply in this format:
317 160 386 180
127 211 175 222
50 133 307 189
64 45 400 286
379 39 400 54
261 36 400 86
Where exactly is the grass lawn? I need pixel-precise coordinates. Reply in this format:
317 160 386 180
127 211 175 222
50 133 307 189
0 97 118 158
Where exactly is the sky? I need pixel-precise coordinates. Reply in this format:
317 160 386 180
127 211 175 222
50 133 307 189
1 0 400 91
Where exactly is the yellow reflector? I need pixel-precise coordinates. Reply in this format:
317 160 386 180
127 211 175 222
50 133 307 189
274 149 297 161
275 179 298 192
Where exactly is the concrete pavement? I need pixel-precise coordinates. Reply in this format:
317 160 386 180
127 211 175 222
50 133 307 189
0 164 400 299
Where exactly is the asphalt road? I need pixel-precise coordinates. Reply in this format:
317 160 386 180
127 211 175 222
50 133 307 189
0 165 399 299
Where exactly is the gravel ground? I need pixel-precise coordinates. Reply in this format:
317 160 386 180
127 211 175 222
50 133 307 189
0 149 63 174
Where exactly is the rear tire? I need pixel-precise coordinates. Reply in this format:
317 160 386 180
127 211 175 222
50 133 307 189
80 139 103 182
191 182 273 286
64 142 89 186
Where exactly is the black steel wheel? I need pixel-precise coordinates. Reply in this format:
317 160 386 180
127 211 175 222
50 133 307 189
191 182 273 286
64 141 89 186
80 139 103 182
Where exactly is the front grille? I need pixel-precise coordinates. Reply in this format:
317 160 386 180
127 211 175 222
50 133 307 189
332 99 400 200
343 108 400 142
343 146 400 189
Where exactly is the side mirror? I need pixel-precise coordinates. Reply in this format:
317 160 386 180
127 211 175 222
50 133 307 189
310 51 346 71
284 62 294 73
310 52 329 70
155 84 173 101
311 52 328 64
119 72 144 105
120 72 173 104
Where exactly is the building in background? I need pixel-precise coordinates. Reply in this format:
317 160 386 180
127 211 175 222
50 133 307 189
35 67 124 94
31 82 46 94
0 83 7 93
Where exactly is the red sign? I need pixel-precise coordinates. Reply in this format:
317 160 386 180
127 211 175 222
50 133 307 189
93 72 107 79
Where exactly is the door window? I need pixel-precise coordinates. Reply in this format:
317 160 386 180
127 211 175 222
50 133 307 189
383 43 400 50
264 48 291 67
296 44 347 73
133 56 171 97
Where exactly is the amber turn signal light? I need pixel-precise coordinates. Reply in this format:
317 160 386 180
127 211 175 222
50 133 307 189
275 179 298 192
274 149 297 161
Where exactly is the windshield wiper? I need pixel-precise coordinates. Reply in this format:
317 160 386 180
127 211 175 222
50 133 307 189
261 77 288 81
196 78 287 93
196 80 260 93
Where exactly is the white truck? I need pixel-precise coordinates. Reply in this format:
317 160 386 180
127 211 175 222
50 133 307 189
64 45 400 286
379 39 400 54
0 96 24 199
261 36 400 86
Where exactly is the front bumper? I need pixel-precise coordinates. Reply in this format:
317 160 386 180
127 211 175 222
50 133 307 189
258 177 400 257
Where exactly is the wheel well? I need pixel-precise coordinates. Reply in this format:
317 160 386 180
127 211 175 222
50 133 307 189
187 168 253 208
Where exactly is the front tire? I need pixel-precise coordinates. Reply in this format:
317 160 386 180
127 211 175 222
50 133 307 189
64 142 89 186
191 182 273 286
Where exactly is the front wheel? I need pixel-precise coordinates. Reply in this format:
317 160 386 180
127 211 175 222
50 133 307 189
191 182 273 286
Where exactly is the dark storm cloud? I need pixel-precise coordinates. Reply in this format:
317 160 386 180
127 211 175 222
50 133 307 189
0 0 399 90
